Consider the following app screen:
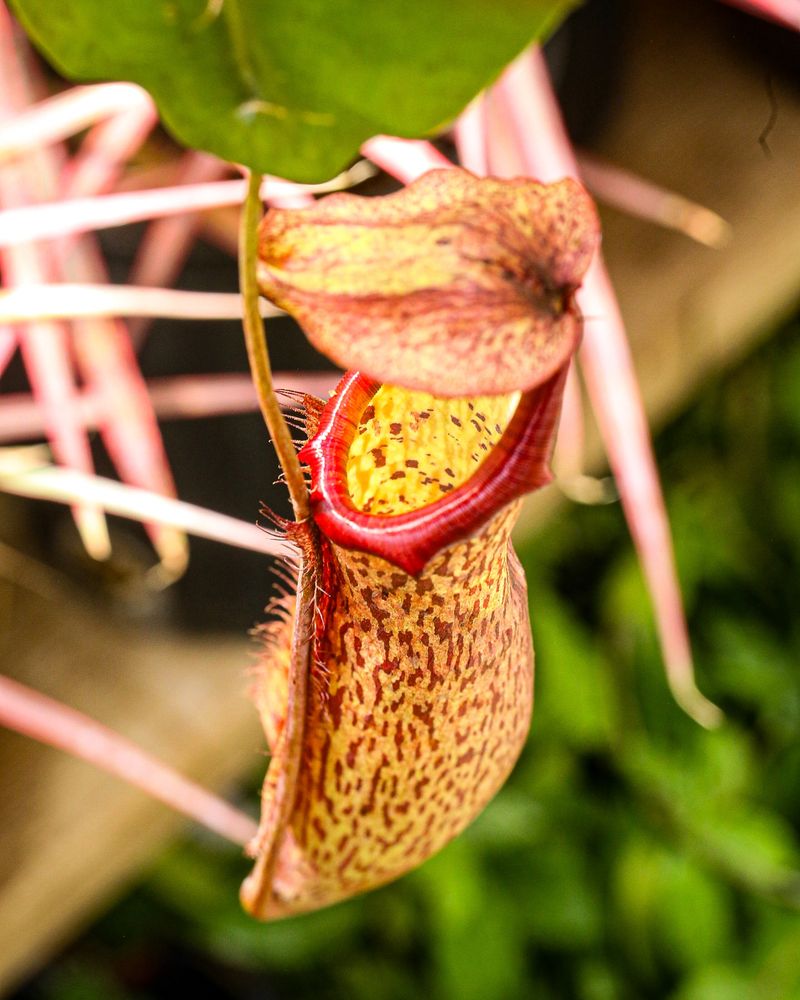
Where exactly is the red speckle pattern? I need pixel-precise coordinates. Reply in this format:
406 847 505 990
249 503 533 917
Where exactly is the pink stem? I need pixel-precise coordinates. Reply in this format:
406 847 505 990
0 257 16 379
0 174 354 248
483 90 526 177
264 175 317 210
552 362 585 482
13 319 109 558
0 179 250 245
0 461 293 559
52 65 182 573
0 82 153 159
0 371 338 442
0 283 282 322
60 302 187 576
3 156 281 571
493 48 721 727
0 7 108 558
124 151 311 349
722 0 800 28
10 15 182 573
0 674 258 846
361 135 452 182
60 102 159 198
576 152 731 248
453 97 489 175
0 324 15 377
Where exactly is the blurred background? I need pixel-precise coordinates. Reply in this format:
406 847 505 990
2 0 800 997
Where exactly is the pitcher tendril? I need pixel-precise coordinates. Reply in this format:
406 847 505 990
239 171 309 522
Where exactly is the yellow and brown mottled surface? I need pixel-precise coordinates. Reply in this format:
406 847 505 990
243 383 536 918
277 506 532 914
346 383 519 514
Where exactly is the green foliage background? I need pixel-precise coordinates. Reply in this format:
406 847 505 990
20 318 800 999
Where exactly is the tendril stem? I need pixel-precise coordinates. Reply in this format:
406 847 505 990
239 171 310 522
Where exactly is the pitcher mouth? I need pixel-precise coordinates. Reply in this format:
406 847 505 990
298 365 569 576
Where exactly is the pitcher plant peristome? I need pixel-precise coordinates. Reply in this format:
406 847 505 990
239 168 600 917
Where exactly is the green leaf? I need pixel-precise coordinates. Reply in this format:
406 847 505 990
671 964 756 1000
148 844 365 971
527 582 616 749
11 0 574 181
613 839 735 977
415 839 529 1000
690 809 800 897
517 841 603 950
654 854 734 971
612 835 664 975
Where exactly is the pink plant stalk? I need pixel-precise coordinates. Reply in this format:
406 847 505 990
0 5 109 557
369 60 720 725
551 363 586 483
65 298 189 576
0 371 337 442
361 135 452 178
128 158 315 347
57 203 186 575
7 14 187 575
0 320 15 377
493 47 721 726
0 674 258 846
0 283 282 322
457 92 730 248
0 457 292 559
453 96 489 175
577 153 731 249
0 171 372 248
3 324 110 556
0 178 259 245
0 82 153 160
722 0 800 29
59 100 159 198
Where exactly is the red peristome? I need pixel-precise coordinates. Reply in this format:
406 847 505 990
298 365 568 575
